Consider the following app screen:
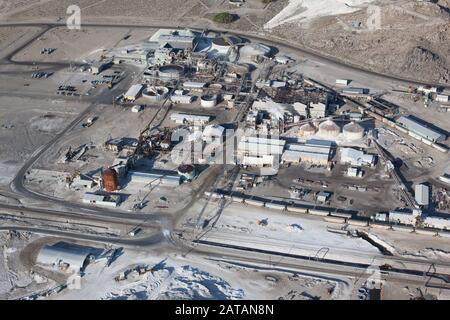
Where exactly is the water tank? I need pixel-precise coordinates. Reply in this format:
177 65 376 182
343 121 365 140
102 168 118 192
200 94 218 108
318 119 340 138
158 64 185 79
177 164 196 181
298 122 317 137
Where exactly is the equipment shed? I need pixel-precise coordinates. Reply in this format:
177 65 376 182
37 242 100 272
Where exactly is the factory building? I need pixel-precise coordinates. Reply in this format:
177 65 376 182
242 155 275 167
389 209 421 226
396 116 446 143
149 29 196 50
436 94 449 103
71 174 95 189
286 140 332 166
82 192 121 207
342 87 370 95
203 124 225 143
170 112 212 125
124 84 144 102
128 170 180 186
111 157 130 178
171 94 194 104
90 60 112 75
281 150 301 164
37 242 98 272
238 136 285 167
111 44 154 65
422 216 450 230
293 102 308 118
336 79 350 86
340 148 376 167
309 102 327 118
183 81 207 90
415 184 430 207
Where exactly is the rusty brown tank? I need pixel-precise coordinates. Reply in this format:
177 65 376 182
102 168 118 192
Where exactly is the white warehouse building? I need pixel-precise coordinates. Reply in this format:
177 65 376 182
340 148 376 167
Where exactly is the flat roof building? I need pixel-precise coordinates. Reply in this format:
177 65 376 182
340 148 376 167
128 170 180 186
124 84 144 102
83 192 121 207
396 116 446 143
170 112 211 125
415 184 430 206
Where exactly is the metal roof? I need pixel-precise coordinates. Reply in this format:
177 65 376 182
238 141 285 156
397 116 445 142
83 192 105 202
128 171 180 185
415 184 430 206
124 84 144 99
37 242 98 271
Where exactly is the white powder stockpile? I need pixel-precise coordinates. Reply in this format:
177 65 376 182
265 0 375 29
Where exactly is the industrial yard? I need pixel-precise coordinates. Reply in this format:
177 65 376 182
0 0 449 304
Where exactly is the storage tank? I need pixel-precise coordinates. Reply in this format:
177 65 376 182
177 164 196 181
200 94 218 108
102 168 118 192
343 121 365 140
318 119 340 138
142 86 169 102
158 64 185 79
212 36 239 54
298 122 317 137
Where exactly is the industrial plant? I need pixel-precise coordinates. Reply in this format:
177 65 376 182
1 0 450 304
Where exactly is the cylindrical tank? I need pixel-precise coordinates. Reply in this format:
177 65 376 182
177 164 196 181
142 86 169 101
298 122 317 137
343 121 365 140
200 94 218 108
102 168 118 192
158 64 185 79
318 119 340 138
212 36 238 54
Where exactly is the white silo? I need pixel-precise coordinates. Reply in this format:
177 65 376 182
343 122 365 140
318 119 340 138
298 122 317 137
